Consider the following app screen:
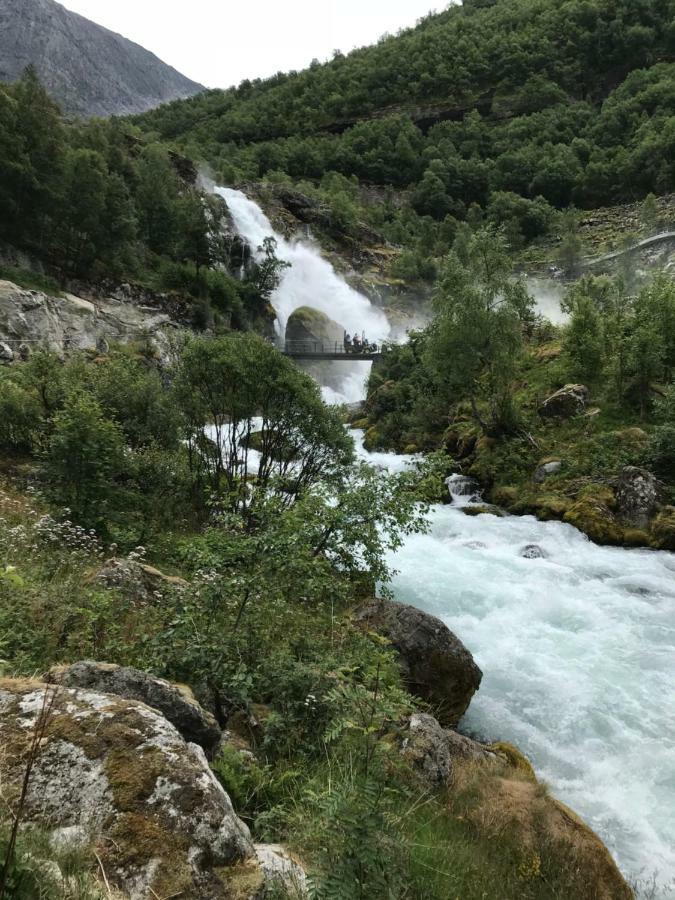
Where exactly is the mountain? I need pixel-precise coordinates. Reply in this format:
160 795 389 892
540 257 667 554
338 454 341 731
0 0 204 117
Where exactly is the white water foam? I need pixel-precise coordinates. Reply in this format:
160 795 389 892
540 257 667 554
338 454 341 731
215 187 390 404
386 501 675 891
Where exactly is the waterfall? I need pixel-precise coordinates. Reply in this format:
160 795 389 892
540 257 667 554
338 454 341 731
215 187 391 403
446 474 483 506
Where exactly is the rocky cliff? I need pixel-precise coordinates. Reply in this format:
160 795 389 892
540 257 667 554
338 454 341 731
0 0 204 116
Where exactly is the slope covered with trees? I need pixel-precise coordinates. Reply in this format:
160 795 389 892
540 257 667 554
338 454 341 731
0 68 283 329
136 0 675 234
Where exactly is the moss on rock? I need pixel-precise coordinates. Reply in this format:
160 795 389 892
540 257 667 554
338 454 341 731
651 506 675 550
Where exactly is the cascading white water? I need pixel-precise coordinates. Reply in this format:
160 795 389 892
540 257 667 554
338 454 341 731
216 187 390 403
353 436 675 892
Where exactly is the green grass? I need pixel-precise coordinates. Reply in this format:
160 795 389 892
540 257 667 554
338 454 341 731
0 265 62 295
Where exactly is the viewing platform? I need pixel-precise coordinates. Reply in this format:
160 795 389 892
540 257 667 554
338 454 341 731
283 340 382 362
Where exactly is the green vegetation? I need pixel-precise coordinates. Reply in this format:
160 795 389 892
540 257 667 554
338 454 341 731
0 67 283 330
134 0 675 274
362 240 675 548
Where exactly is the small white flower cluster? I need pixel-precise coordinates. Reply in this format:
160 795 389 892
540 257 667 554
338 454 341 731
304 693 318 710
34 514 103 555
127 546 147 562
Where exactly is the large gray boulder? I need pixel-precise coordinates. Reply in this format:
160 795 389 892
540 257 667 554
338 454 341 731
285 305 344 350
47 661 222 757
538 384 589 419
354 599 482 726
615 466 659 529
0 679 259 900
400 713 497 786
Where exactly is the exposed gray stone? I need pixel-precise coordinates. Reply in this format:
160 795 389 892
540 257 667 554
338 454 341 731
0 680 255 900
354 599 482 726
47 661 221 757
521 544 547 559
92 557 188 603
255 844 308 897
0 280 178 364
539 384 589 419
534 460 563 483
615 466 659 529
400 713 497 786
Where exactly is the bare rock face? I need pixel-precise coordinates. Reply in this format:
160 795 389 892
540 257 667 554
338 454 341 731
47 661 222 758
400 713 497 786
355 599 482 726
0 679 258 900
615 466 659 529
0 281 177 362
539 384 589 419
0 0 204 117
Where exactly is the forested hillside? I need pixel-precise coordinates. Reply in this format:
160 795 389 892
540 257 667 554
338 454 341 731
0 68 280 329
137 0 675 214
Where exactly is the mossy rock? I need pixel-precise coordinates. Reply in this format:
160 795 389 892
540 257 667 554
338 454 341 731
352 417 370 430
490 741 537 782
403 442 420 454
522 493 571 520
622 528 651 548
611 427 649 446
650 506 675 550
461 505 504 517
490 485 520 509
0 679 255 900
564 484 625 545
363 425 383 451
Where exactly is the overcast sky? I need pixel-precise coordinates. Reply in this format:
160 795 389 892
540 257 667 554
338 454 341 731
59 1 445 90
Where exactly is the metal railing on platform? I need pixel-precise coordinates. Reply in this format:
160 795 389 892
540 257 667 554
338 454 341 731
283 340 381 357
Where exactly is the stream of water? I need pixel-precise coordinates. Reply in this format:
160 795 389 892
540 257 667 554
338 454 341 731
221 188 675 893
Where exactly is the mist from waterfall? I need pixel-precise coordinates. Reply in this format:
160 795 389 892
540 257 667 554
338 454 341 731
216 187 390 403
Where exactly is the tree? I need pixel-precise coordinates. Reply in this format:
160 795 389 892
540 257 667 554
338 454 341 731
135 145 181 257
44 393 127 529
175 334 352 513
640 193 659 235
564 293 605 381
248 236 290 305
557 209 583 275
59 148 109 274
424 227 533 434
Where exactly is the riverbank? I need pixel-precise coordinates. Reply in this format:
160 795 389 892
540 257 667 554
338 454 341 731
357 331 675 552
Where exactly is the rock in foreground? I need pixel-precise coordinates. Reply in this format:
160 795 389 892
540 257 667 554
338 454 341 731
0 679 258 900
47 661 222 757
355 598 482 726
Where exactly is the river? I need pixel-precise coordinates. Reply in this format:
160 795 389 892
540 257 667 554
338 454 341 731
220 187 675 894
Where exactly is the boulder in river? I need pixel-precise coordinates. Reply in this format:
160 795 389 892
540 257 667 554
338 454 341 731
538 384 589 419
521 544 547 559
355 598 482 726
615 466 659 529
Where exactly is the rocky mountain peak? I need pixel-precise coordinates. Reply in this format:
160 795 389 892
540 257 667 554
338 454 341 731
0 0 205 116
